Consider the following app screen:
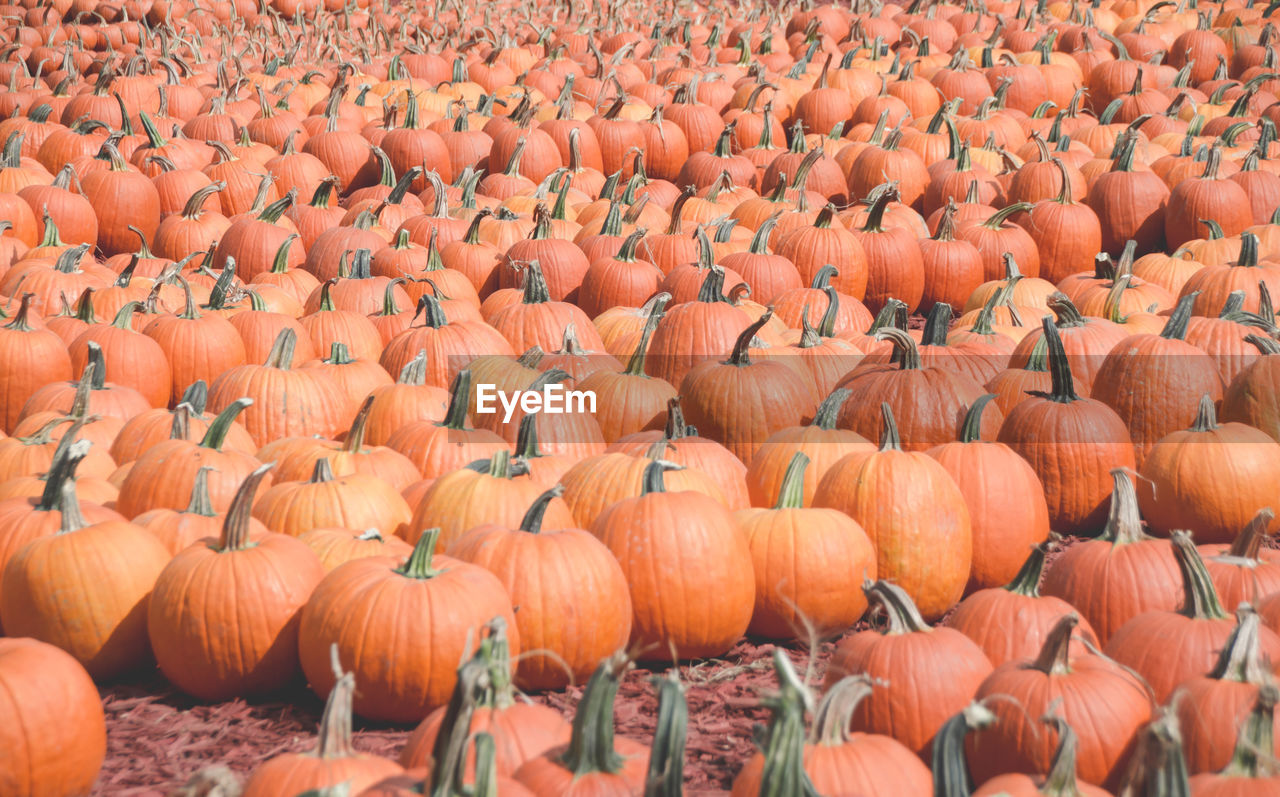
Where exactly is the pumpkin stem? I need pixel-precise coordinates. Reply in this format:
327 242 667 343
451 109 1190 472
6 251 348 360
957 394 996 443
875 327 922 370
920 302 953 346
644 672 688 797
559 652 632 777
1208 605 1269 684
1040 714 1087 796
3 293 37 332
518 485 563 534
859 185 899 233
398 528 444 578
695 264 728 304
397 351 428 386
1159 292 1197 340
931 703 998 797
864 579 932 635
623 293 670 377
1118 707 1191 796
1171 530 1230 621
1002 537 1053 597
1098 469 1151 545
1189 393 1219 432
309 458 335 484
877 402 902 451
426 621 502 794
640 458 681 494
758 650 820 795
772 452 810 510
727 311 772 367
520 260 551 305
1225 508 1274 562
185 466 217 517
1038 316 1080 403
1222 683 1279 778
811 673 873 747
1047 292 1087 328
811 388 850 431
200 398 252 451
264 327 298 369
218 463 273 552
1029 613 1079 676
314 645 357 759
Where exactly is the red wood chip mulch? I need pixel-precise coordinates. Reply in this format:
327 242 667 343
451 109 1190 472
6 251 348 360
97 637 838 796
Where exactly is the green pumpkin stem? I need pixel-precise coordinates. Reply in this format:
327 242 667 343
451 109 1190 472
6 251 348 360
200 398 253 451
644 672 689 797
758 650 820 796
772 452 810 510
559 652 632 777
518 485 563 534
1160 292 1197 340
875 327 922 370
811 388 850 431
864 579 931 634
1040 715 1087 796
920 302 953 346
398 528 444 578
1040 317 1080 402
1031 614 1080 676
931 703 999 797
314 645 357 758
957 394 996 443
727 311 773 367
185 466 217 517
218 463 273 552
623 293 670 377
1004 540 1052 597
877 402 902 451
1171 530 1229 621
1222 684 1279 778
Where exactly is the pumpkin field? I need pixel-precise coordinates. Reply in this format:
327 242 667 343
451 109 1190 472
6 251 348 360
5 0 1280 792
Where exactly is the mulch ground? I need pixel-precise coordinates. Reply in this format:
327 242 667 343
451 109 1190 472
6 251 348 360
96 636 839 796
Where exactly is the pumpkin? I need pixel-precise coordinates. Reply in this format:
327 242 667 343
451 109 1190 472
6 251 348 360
147 464 325 700
814 403 973 621
745 388 874 509
607 397 749 510
141 277 247 407
1105 530 1280 705
996 317 1137 534
1201 510 1280 612
399 617 569 776
971 714 1114 797
252 458 412 539
944 540 1102 667
678 311 818 463
836 328 1003 452
297 527 519 723
446 485 632 690
735 452 876 639
1007 292 1128 394
205 328 346 446
966 614 1153 791
730 652 933 797
644 265 753 388
1187 685 1280 796
1041 469 1184 645
116 398 267 517
575 294 678 443
589 460 754 660
241 646 403 796
927 394 1051 592
0 637 107 797
1090 293 1226 467
825 580 993 760
1222 333 1280 442
0 293 73 434
1137 395 1280 544
0 441 170 680
407 450 576 548
512 652 650 796
1177 604 1280 776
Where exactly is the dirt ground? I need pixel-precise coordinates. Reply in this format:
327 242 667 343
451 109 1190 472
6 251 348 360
96 636 839 795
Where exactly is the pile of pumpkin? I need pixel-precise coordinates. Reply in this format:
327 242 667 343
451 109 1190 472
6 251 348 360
5 0 1280 791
